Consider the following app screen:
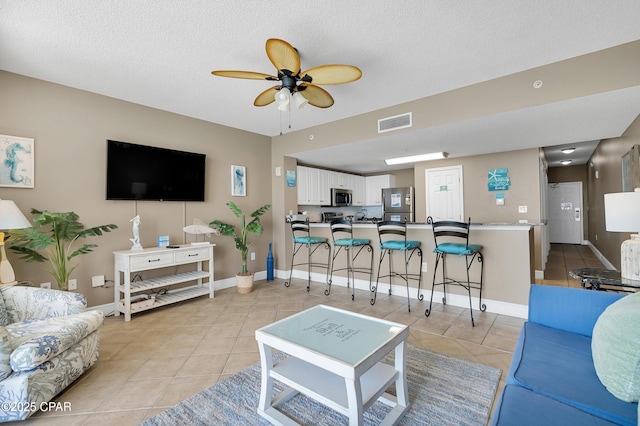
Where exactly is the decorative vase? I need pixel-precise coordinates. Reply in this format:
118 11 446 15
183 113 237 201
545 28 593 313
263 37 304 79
236 273 254 294
267 242 274 281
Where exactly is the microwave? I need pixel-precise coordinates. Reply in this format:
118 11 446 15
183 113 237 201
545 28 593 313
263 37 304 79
331 188 352 207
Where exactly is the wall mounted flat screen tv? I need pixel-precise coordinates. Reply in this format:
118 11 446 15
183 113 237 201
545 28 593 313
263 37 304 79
106 140 206 201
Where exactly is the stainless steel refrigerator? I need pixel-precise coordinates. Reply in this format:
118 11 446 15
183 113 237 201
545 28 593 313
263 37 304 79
382 186 415 222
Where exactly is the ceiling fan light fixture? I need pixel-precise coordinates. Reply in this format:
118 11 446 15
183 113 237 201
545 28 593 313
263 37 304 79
275 90 290 111
292 91 308 109
385 152 449 165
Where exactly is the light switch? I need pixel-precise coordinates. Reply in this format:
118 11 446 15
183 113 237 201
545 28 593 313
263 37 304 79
518 206 527 213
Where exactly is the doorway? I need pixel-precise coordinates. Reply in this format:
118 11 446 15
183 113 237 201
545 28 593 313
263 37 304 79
426 165 464 221
547 182 583 244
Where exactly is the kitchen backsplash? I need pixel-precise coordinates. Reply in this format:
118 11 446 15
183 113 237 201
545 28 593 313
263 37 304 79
297 206 383 222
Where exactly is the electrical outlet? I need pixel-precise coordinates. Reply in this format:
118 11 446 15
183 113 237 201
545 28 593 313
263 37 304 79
92 275 105 287
421 262 428 272
250 252 256 261
68 279 77 291
40 282 51 289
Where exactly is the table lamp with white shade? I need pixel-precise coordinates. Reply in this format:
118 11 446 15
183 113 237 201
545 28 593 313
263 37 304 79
0 200 32 285
604 188 640 280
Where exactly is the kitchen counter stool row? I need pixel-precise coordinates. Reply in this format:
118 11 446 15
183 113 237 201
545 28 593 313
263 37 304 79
284 218 485 325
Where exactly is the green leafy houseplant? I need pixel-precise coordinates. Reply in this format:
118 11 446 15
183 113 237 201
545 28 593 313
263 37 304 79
8 209 118 290
210 202 271 275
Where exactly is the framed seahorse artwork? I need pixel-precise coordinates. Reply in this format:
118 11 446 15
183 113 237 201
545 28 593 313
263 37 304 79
0 135 35 188
0 134 34 188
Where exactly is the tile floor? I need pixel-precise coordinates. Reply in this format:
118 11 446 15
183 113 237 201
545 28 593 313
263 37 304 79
22 243 603 425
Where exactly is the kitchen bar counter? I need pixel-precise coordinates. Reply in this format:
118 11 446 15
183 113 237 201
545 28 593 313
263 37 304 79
300 221 534 318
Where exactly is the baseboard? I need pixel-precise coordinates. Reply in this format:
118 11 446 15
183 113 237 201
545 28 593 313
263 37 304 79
585 241 616 270
280 268 528 319
93 270 528 319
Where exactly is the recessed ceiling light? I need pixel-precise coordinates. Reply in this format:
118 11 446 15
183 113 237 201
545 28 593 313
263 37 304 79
560 160 572 166
385 152 449 165
561 148 576 154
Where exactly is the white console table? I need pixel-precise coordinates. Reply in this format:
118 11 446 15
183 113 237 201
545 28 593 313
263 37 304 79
114 244 214 321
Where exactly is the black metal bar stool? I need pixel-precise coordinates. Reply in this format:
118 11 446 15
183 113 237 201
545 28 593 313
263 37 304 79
284 219 331 292
425 216 485 326
326 219 374 301
371 220 423 312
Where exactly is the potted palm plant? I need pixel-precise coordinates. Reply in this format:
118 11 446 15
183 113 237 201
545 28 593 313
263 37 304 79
8 209 118 291
210 202 271 293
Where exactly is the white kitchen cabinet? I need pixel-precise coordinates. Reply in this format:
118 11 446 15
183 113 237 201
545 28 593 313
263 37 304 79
309 168 330 205
114 244 214 322
297 166 310 204
297 166 330 205
365 174 396 205
330 171 349 189
349 174 366 206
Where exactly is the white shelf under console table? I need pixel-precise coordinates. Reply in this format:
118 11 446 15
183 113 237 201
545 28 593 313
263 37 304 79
114 244 215 321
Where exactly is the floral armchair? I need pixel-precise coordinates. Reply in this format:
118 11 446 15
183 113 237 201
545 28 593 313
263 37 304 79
0 286 104 421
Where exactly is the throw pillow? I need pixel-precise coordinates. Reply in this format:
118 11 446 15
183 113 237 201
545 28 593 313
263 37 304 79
0 290 10 326
592 291 640 402
0 326 12 380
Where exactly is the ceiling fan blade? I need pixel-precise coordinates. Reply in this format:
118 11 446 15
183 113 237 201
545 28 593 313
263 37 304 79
301 64 362 85
211 70 276 80
254 86 279 106
299 84 334 108
266 38 300 74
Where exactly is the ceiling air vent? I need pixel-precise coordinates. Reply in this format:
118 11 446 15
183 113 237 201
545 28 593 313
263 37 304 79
378 112 412 133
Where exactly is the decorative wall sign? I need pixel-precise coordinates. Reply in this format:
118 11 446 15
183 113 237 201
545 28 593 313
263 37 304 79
231 165 246 196
0 134 34 188
286 169 296 187
488 168 510 191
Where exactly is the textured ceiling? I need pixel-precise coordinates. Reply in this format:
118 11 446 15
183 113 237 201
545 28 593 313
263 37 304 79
2 1 640 172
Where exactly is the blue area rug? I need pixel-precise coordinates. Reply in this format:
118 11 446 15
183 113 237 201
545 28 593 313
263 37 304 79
143 344 501 425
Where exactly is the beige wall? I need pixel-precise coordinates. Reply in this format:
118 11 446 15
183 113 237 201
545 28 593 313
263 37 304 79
588 114 640 268
413 148 541 223
0 71 272 307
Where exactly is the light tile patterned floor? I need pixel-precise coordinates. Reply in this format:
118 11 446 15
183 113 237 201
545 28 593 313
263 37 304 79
22 243 598 425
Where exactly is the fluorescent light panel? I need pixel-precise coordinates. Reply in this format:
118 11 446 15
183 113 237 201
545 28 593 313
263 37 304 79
385 152 448 165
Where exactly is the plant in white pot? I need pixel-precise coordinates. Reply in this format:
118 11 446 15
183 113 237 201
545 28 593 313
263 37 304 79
210 202 271 293
8 209 118 291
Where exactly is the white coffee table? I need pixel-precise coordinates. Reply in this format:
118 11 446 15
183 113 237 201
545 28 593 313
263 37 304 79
255 305 410 426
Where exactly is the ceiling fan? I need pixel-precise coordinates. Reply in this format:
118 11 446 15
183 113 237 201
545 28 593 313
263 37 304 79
212 38 361 110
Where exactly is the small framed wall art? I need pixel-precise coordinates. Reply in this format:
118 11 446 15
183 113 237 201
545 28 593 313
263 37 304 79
0 134 34 188
231 165 246 197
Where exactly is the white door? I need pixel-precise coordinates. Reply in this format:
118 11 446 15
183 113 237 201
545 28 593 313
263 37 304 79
548 182 583 244
426 166 463 221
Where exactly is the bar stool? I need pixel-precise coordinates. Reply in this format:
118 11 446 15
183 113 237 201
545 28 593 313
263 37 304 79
371 220 423 312
425 216 485 326
284 219 331 292
326 219 374 301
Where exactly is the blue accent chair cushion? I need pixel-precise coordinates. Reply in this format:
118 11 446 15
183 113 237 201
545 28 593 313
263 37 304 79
493 385 619 426
334 238 370 246
293 236 327 244
434 242 482 255
381 240 420 251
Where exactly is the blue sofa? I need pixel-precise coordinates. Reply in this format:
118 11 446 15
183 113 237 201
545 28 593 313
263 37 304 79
491 284 638 425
